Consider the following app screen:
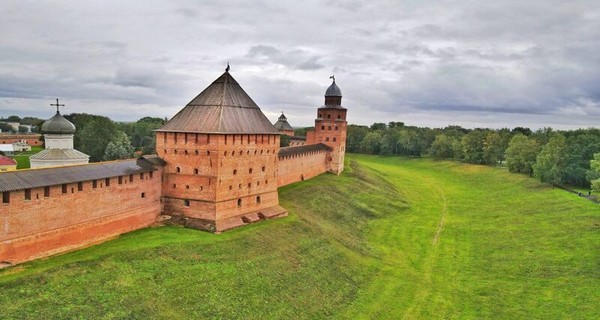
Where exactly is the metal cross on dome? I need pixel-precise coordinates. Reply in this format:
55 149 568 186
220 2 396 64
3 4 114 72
50 98 65 113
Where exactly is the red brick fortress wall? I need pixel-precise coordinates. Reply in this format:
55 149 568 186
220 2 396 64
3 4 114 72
0 168 162 265
0 134 43 146
277 148 328 187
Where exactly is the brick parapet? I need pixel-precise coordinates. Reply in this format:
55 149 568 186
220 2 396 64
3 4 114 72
0 167 162 264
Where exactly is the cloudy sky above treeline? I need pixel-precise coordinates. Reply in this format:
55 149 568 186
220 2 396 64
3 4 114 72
1 0 599 129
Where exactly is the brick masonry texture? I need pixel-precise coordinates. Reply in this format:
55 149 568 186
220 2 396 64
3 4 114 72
0 77 347 265
1 168 162 264
0 134 43 146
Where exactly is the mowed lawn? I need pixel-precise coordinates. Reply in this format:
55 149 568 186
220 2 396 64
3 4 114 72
0 155 598 319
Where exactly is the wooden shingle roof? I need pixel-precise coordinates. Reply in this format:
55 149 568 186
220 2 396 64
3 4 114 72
157 71 280 135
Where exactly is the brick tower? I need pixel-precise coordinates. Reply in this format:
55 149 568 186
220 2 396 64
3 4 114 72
156 67 287 232
312 77 347 174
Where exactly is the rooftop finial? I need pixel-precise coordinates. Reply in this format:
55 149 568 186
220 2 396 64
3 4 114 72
226 62 230 72
329 74 335 82
50 98 65 114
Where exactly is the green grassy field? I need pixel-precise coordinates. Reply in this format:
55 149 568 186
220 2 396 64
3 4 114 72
1 155 598 319
10 146 43 169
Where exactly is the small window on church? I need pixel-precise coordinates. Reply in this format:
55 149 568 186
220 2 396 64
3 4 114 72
249 168 253 174
2 192 9 204
233 169 237 175
262 166 265 172
129 174 133 182
24 189 31 201
184 199 190 207
78 182 83 191
140 173 144 180
194 169 199 174
256 196 261 204
333 137 337 142
106 178 111 187
44 186 51 197
321 125 324 130
326 137 330 142
335 126 338 130
176 167 181 173
141 192 145 198
62 184 68 194
337 114 341 119
149 171 153 179
327 114 331 119
118 176 123 184
237 199 242 207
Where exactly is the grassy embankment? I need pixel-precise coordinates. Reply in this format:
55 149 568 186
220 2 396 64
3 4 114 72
0 155 598 319
10 146 43 169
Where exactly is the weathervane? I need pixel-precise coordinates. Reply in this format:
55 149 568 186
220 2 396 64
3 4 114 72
50 98 65 113
226 62 230 72
329 74 335 82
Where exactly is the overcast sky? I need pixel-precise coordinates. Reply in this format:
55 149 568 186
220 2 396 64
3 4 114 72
1 0 599 129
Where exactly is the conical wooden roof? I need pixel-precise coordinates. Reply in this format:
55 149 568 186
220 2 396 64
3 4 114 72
157 71 279 134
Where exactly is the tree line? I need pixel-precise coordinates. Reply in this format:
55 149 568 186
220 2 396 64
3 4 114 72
335 122 600 192
63 114 165 162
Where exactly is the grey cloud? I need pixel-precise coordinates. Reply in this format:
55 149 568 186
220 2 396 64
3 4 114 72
0 0 599 129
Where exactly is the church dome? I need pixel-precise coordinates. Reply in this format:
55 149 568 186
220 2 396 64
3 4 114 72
325 80 342 97
41 111 76 134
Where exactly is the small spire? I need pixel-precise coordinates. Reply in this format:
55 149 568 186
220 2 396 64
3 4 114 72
50 98 65 114
225 62 230 72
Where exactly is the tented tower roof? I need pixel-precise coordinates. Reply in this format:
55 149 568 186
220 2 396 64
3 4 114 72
157 71 280 134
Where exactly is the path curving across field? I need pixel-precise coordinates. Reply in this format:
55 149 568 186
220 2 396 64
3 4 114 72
0 155 598 319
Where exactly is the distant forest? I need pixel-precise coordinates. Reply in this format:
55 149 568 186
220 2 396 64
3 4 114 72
3 113 600 191
303 122 600 190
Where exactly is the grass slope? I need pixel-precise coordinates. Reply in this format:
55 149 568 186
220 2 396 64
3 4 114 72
11 146 43 169
1 155 598 319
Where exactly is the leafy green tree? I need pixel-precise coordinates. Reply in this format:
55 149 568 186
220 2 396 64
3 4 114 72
346 125 369 153
505 134 539 175
483 131 505 165
533 133 567 185
388 121 404 129
461 130 486 164
77 117 119 162
589 153 600 192
564 133 600 187
360 131 382 154
370 123 387 131
103 131 134 161
20 117 44 125
0 122 15 133
293 126 313 137
6 115 21 122
280 134 291 147
430 134 454 159
452 139 464 161
18 125 29 133
511 127 532 136
119 117 166 155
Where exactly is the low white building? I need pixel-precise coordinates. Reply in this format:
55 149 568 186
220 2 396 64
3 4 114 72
0 144 15 155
